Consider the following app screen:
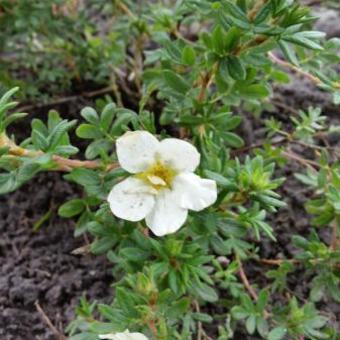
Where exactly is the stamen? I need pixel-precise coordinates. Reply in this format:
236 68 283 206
136 160 177 190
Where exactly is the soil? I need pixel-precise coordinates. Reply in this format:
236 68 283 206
1 4 339 340
0 172 112 340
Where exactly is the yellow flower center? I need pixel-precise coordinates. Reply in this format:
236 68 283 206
136 160 177 190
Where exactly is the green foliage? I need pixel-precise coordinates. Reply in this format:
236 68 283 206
0 0 339 339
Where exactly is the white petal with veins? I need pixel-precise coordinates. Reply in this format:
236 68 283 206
116 131 159 173
173 173 217 211
158 138 200 172
99 330 149 340
108 177 156 221
146 189 188 236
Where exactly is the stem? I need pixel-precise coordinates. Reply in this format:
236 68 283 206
259 258 298 265
236 256 258 300
248 0 267 21
196 63 218 103
259 258 340 269
236 256 270 319
35 301 67 340
116 0 136 20
281 150 320 169
1 133 118 172
330 220 338 251
147 319 158 339
16 85 116 113
268 52 340 89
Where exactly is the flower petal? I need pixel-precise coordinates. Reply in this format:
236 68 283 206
146 189 188 236
116 131 159 173
173 173 217 211
158 138 200 172
108 177 156 222
99 331 149 340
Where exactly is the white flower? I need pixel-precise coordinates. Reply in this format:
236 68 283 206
107 131 217 236
99 330 148 340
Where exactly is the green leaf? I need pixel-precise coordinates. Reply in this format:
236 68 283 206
181 45 196 65
192 313 213 323
238 83 270 99
246 315 256 334
100 103 116 130
231 306 248 320
0 87 19 105
76 124 103 139
91 237 116 254
167 298 190 319
168 269 179 294
278 40 299 66
227 56 246 80
253 2 271 24
283 32 324 51
193 283 218 302
120 247 149 262
212 25 225 54
256 290 268 312
204 170 237 190
221 131 244 148
267 327 287 340
333 91 340 105
32 129 49 150
48 119 77 149
163 70 191 94
33 208 53 232
3 112 27 129
58 199 85 217
224 26 240 52
256 317 269 337
81 107 99 125
110 109 137 135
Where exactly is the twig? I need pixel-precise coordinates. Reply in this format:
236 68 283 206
259 258 340 269
116 0 136 20
236 256 258 300
236 256 271 319
196 63 218 103
330 220 338 251
259 258 298 265
193 300 213 340
16 86 115 113
281 150 320 169
231 137 286 155
1 133 118 172
147 319 158 339
248 0 267 21
35 301 68 340
193 300 203 340
268 52 340 89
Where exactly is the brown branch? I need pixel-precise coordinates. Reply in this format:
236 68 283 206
16 86 115 113
236 256 271 319
35 301 68 340
259 258 340 269
259 258 298 265
268 52 340 89
237 256 258 300
330 220 338 251
1 133 118 172
193 300 213 340
248 0 267 21
196 63 218 103
281 150 320 169
116 0 136 19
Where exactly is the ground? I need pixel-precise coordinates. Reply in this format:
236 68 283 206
0 4 339 340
